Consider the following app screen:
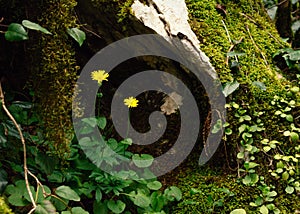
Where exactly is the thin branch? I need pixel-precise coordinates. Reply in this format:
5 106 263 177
246 25 268 66
221 20 238 63
240 12 284 46
221 20 244 65
74 11 103 40
0 83 37 212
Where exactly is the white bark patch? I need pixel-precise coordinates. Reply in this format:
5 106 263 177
131 0 216 79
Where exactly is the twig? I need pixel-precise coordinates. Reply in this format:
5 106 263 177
246 25 268 66
221 20 244 65
221 20 238 63
74 11 102 39
0 83 37 212
240 12 284 46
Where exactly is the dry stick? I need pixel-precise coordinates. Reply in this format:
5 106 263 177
0 83 37 213
239 12 284 46
246 25 269 66
74 11 103 40
221 20 239 63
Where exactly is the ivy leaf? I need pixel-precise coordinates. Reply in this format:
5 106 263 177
55 186 80 201
132 154 154 168
22 20 52 35
107 200 126 214
67 28 86 46
5 23 28 41
252 81 266 91
222 81 239 97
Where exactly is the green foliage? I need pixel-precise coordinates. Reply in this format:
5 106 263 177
230 209 246 214
67 28 86 47
0 82 181 214
33 0 81 157
222 81 240 97
176 0 300 213
4 23 28 41
273 47 300 70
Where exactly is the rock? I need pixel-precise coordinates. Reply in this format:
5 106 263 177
131 0 218 79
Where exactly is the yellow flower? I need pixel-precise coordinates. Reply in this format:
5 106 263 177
124 96 139 108
91 70 109 84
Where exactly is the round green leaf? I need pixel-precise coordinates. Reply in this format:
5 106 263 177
55 185 80 201
130 192 151 208
132 154 154 168
147 181 162 190
285 186 294 194
290 86 299 93
237 152 244 159
282 171 289 180
283 131 290 136
225 128 233 135
164 186 182 201
22 20 52 34
107 200 126 214
230 209 246 214
290 132 299 143
5 23 28 41
259 205 269 214
286 114 293 122
263 146 271 152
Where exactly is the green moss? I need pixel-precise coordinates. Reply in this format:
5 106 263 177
0 197 13 214
32 0 79 157
185 0 298 154
173 0 300 213
171 167 257 213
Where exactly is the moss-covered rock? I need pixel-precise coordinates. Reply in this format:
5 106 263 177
172 0 300 213
32 0 80 157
